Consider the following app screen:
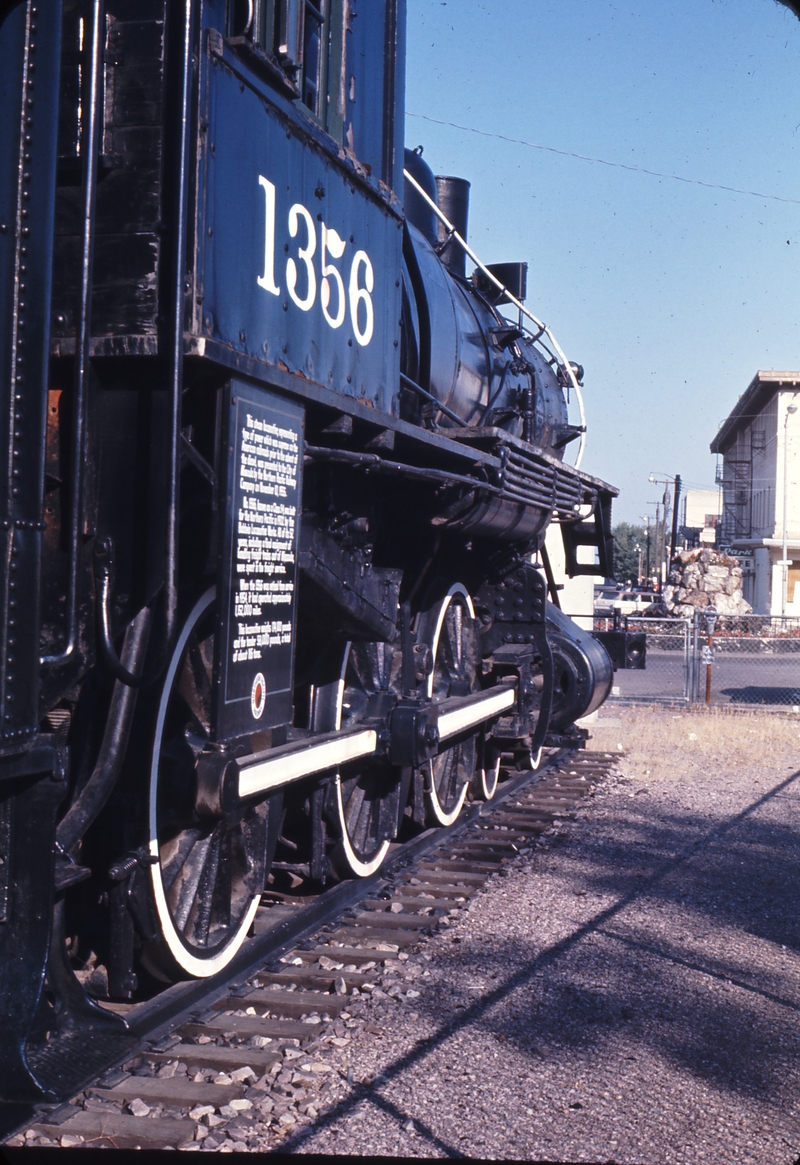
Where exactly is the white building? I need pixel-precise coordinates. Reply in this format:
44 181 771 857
681 488 721 546
710 370 800 615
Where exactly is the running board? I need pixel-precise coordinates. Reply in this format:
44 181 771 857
234 685 517 801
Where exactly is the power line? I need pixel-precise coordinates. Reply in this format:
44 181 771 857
406 112 800 207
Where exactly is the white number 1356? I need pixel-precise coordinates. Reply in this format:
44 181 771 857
257 176 374 347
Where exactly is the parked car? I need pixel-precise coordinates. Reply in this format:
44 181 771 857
611 591 660 616
593 584 624 616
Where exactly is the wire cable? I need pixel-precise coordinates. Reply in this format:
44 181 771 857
406 112 800 207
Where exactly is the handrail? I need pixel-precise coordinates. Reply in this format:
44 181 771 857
41 0 105 666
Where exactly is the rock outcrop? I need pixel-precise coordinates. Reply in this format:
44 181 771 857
661 548 751 618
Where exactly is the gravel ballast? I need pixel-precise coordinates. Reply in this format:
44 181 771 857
277 708 800 1162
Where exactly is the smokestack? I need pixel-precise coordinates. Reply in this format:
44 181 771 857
435 175 470 280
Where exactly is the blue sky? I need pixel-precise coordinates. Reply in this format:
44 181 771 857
404 0 800 525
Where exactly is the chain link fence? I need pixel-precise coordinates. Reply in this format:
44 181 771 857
592 613 800 708
691 614 800 708
593 616 693 704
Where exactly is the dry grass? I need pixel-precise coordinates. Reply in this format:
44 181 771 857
590 703 800 784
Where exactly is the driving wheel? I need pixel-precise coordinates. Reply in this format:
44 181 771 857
417 583 480 826
144 588 280 979
312 640 402 877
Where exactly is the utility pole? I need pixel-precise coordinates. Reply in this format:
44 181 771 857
669 474 682 564
650 473 681 588
654 502 661 591
646 526 651 583
640 515 652 588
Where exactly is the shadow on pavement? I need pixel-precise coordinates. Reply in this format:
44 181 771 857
720 686 800 705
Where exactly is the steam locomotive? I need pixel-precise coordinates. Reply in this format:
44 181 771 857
0 0 631 1101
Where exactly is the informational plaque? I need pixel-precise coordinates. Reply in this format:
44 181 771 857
215 380 304 739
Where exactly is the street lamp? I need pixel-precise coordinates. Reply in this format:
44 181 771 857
780 399 798 616
648 473 682 583
640 515 652 585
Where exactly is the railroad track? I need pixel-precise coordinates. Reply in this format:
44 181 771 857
3 748 616 1151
